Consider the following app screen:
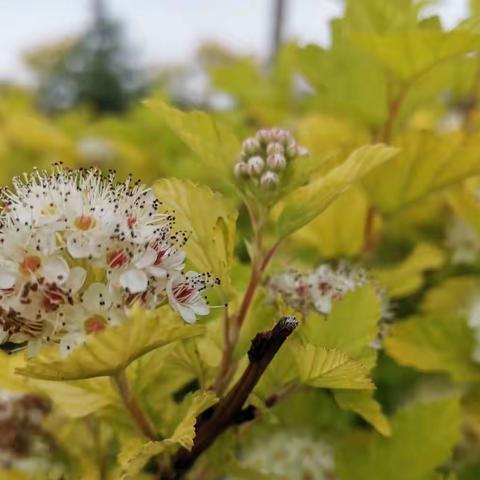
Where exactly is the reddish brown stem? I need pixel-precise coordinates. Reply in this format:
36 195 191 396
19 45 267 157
213 240 280 395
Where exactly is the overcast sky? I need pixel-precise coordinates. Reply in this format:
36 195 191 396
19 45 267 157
0 0 469 83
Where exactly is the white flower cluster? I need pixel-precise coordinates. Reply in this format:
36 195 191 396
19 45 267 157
0 165 217 356
467 298 480 364
267 262 369 316
236 431 335 480
233 128 308 190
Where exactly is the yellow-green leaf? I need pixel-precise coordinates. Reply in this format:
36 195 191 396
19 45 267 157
363 131 480 213
292 187 369 258
384 314 480 382
145 99 239 178
421 276 480 314
119 391 217 478
273 144 398 238
334 390 391 436
336 399 461 480
372 243 445 298
154 178 237 291
17 306 204 381
302 286 382 362
33 377 118 418
293 342 374 390
356 29 480 81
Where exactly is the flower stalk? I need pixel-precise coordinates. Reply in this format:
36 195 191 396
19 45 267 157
112 370 159 441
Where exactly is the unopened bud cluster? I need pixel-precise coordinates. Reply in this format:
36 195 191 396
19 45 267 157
234 128 308 191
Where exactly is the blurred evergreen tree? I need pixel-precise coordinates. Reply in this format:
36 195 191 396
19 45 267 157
33 0 147 114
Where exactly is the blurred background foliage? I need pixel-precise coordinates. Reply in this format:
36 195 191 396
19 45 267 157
4 0 480 478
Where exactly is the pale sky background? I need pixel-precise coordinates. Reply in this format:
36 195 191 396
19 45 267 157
0 0 470 83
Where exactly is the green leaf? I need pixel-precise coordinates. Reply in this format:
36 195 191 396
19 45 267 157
363 131 480 213
336 399 461 480
302 285 382 362
355 29 480 81
293 342 374 390
384 314 480 382
292 187 369 258
273 144 398 238
291 42 388 128
17 306 205 381
372 243 445 298
334 390 391 436
119 391 217 478
421 276 480 314
33 377 118 418
154 178 237 291
145 99 239 179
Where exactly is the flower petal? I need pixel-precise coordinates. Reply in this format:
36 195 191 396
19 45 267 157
42 256 70 284
83 283 112 313
0 270 16 290
120 268 148 294
65 267 87 293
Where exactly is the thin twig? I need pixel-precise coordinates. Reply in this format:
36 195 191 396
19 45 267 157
112 370 159 441
164 316 298 479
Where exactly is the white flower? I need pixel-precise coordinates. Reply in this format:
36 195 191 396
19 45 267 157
235 431 335 480
166 272 214 324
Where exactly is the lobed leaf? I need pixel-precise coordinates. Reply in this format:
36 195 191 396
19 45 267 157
372 243 445 298
273 143 398 238
364 131 480 213
336 398 461 480
145 99 239 179
293 342 374 390
384 314 480 382
154 178 237 291
119 391 217 478
334 389 391 436
17 306 204 381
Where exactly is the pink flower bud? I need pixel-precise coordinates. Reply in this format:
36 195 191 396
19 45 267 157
275 129 294 146
260 171 280 189
247 156 265 176
234 161 250 178
267 153 287 171
267 142 284 156
285 141 298 158
255 129 271 145
242 137 260 156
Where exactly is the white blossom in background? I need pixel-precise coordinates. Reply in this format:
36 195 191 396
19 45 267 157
77 136 116 165
0 390 52 468
235 431 335 480
467 298 480 364
0 164 218 356
267 262 370 316
233 127 308 192
267 262 392 348
445 217 480 265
